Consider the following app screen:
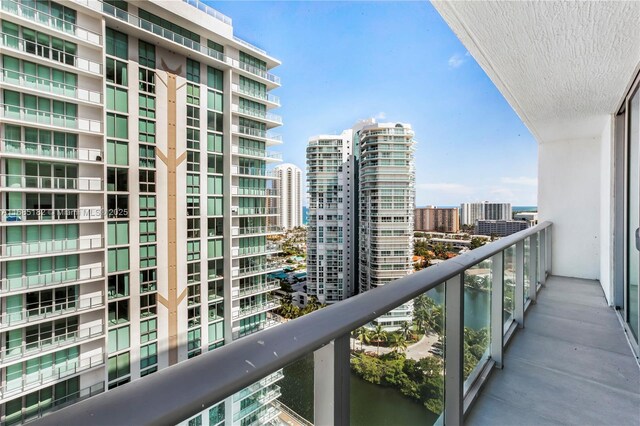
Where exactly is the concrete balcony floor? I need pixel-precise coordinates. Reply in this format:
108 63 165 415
468 276 640 425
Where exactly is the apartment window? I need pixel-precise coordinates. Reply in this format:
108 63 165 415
187 218 200 239
207 133 223 153
140 317 157 343
140 293 156 318
106 58 128 85
139 195 156 217
187 151 200 173
207 40 223 54
140 245 157 268
107 194 129 218
139 68 155 93
187 328 201 351
187 197 200 217
107 140 128 166
208 218 223 237
138 94 156 118
208 90 223 112
140 343 157 370
187 84 200 106
139 119 156 143
187 128 200 150
139 40 155 68
207 197 223 216
207 155 223 174
239 52 266 71
140 269 157 293
108 299 129 325
139 170 156 193
108 273 130 299
186 59 200 83
187 264 201 286
106 28 128 59
140 220 157 243
107 168 128 192
207 111 223 132
187 241 201 261
207 67 223 91
106 85 128 113
187 106 200 128
108 247 129 273
208 301 223 322
208 280 223 300
107 222 129 246
107 113 128 139
107 352 130 382
108 325 130 354
188 306 201 328
139 144 155 168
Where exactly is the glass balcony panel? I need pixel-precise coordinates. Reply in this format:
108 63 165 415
463 259 491 392
503 244 516 331
349 282 444 425
524 237 531 304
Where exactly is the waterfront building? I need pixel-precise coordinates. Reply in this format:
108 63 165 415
274 163 302 230
415 206 460 233
460 201 511 226
306 120 416 328
306 129 356 304
475 219 529 237
0 0 284 423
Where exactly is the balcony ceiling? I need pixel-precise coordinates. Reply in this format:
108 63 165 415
433 1 640 143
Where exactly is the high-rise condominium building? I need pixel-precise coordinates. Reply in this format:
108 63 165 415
0 0 284 424
359 121 416 329
274 163 302 230
306 130 357 304
415 206 460 233
306 120 416 328
460 201 512 226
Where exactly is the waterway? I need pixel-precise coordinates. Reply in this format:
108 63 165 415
278 287 491 425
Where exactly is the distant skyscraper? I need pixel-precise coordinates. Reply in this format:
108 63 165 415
460 201 512 226
306 119 416 331
306 130 357 303
274 164 303 229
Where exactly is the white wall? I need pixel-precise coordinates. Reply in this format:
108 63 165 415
538 135 602 281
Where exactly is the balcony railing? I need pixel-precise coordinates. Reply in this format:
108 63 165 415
0 323 103 364
1 139 103 162
0 264 103 294
0 294 104 328
0 69 102 104
0 175 103 191
0 207 104 223
182 0 232 25
1 0 102 45
37 222 553 426
0 32 101 74
0 353 104 398
231 84 280 106
0 104 102 133
0 235 103 258
231 125 282 142
232 104 283 124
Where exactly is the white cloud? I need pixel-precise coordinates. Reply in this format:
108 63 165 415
374 111 386 120
500 176 537 186
448 52 468 69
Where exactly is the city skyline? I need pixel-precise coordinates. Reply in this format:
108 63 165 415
211 0 538 206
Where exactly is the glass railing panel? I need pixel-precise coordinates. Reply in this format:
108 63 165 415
277 354 314 425
503 244 516 331
349 282 445 425
524 237 531 304
463 259 491 392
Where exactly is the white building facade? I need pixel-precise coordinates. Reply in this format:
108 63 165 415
460 201 512 226
0 0 284 424
274 163 302 230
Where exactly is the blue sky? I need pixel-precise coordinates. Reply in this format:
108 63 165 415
211 1 538 206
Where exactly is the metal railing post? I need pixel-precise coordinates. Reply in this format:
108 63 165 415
546 226 552 274
444 273 464 425
314 334 350 426
539 230 546 286
529 234 538 303
515 240 525 328
490 251 504 369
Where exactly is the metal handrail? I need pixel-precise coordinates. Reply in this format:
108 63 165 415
37 222 552 426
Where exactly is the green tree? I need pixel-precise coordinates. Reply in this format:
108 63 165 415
356 327 370 351
389 334 408 354
469 237 485 250
370 324 388 355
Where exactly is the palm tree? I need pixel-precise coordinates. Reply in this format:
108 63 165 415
400 321 413 341
369 324 387 356
355 327 370 351
389 334 408 354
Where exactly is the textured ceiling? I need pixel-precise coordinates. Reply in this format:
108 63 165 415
433 1 640 143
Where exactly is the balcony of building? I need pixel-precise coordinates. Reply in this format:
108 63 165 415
30 1 640 426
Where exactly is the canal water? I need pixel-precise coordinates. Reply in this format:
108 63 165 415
278 287 490 425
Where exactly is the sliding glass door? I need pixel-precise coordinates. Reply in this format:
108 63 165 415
625 86 639 346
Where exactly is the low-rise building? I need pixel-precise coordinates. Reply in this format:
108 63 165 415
475 219 529 237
